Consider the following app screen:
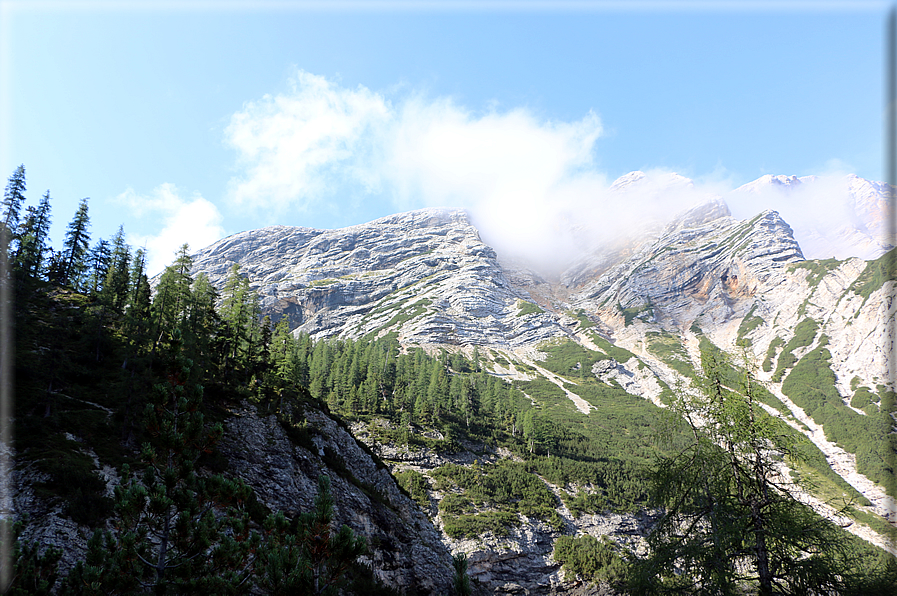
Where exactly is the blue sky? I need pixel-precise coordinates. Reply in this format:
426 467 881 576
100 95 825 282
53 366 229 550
1 1 890 273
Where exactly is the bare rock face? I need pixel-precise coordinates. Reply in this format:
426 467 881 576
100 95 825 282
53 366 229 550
216 403 455 595
190 209 569 348
568 205 805 330
12 463 89 579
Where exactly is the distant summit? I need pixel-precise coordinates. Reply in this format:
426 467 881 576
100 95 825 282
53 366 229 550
731 172 893 260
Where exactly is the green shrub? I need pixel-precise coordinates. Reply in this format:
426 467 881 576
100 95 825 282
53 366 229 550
34 448 112 526
735 304 764 347
763 336 784 372
646 331 694 378
394 469 431 511
439 493 474 515
788 258 841 288
848 247 897 301
571 309 596 329
538 339 606 378
618 303 652 326
517 300 544 317
560 489 607 518
553 534 627 584
772 318 819 382
782 345 897 497
850 386 877 410
442 511 520 539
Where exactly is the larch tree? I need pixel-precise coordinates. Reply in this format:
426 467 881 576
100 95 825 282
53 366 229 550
151 244 194 352
127 248 151 323
102 225 131 312
85 239 111 296
626 347 871 596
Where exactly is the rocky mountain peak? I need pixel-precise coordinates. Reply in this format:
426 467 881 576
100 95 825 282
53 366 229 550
736 173 804 192
609 170 647 191
660 197 732 236
188 207 567 347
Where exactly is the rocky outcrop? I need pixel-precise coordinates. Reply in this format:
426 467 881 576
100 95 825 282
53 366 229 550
568 204 805 331
349 422 649 596
217 403 455 594
189 209 570 348
12 403 456 595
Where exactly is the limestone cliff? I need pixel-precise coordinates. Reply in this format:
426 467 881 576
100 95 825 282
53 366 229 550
190 209 568 348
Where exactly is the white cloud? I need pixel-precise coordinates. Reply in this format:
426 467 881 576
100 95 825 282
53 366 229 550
224 69 608 268
118 183 225 276
223 69 882 270
225 70 391 215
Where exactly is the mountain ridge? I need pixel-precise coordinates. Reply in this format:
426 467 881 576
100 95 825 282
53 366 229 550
172 172 897 591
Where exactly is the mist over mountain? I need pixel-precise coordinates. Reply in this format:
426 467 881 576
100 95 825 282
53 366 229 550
464 171 893 278
15 169 895 595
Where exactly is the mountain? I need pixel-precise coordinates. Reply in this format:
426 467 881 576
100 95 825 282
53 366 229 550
730 173 894 260
190 209 568 348
171 173 896 591
13 172 895 595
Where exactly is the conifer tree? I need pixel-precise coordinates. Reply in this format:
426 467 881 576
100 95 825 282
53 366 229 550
151 244 194 350
257 474 366 596
127 248 151 320
62 333 259 595
220 263 258 379
2 165 26 243
452 552 472 596
270 317 294 382
185 273 219 370
4 518 62 595
15 189 51 280
85 239 111 296
626 347 869 596
102 226 130 311
60 198 91 290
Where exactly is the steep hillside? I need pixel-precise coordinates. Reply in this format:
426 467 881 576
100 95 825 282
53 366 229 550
10 287 456 594
182 191 896 573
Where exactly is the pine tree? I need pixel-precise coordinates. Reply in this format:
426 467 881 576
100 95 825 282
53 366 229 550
14 189 51 280
452 552 472 596
3 517 62 595
257 475 367 596
61 198 91 290
2 165 26 239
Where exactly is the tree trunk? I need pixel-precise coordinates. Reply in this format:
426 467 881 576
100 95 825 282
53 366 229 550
753 502 773 596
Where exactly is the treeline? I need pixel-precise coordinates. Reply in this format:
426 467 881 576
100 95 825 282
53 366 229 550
2 165 150 308
298 336 539 437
